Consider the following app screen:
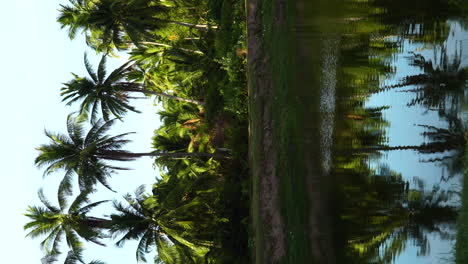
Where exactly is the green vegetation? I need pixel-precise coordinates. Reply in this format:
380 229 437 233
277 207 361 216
255 0 317 263
25 0 249 263
248 0 308 262
24 0 468 263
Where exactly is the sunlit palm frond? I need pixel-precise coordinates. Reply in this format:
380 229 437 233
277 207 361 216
61 54 141 121
25 191 108 259
97 56 107 84
35 115 141 192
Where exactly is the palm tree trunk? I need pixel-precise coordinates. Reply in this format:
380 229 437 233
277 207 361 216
164 20 218 31
352 144 435 152
121 85 204 105
103 150 227 160
126 41 204 55
129 151 227 159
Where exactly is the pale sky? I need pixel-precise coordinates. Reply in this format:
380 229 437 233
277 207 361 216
0 1 161 263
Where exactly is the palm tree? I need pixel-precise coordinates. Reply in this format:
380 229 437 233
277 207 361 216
61 54 203 122
343 172 458 263
24 190 109 259
153 238 197 264
350 113 465 156
57 0 215 51
109 185 213 263
367 45 466 115
35 115 224 192
26 186 211 264
41 250 105 264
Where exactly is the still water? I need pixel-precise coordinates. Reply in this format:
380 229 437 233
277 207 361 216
297 1 467 263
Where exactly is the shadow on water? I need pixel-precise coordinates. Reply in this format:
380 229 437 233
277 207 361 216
294 0 468 263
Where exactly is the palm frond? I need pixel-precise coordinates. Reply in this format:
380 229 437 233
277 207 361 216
84 53 98 83
78 200 109 215
38 189 60 213
41 253 58 264
105 61 134 83
68 191 91 213
135 229 157 262
97 55 108 83
58 170 75 209
40 226 63 254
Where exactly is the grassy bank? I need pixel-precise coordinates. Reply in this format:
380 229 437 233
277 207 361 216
248 0 316 262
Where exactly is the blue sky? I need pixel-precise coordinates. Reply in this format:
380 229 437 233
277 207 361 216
1 1 161 263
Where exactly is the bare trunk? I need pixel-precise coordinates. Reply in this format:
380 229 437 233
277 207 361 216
164 20 218 31
126 41 204 55
120 84 204 105
102 150 227 159
128 151 227 159
354 144 433 152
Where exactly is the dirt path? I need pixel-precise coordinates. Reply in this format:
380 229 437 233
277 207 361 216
247 0 286 262
248 0 338 263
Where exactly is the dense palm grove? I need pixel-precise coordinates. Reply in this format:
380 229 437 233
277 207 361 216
24 0 468 263
25 0 249 263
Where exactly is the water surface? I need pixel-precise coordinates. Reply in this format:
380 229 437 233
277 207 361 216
296 1 467 263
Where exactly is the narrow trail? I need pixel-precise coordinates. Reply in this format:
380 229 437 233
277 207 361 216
248 0 340 263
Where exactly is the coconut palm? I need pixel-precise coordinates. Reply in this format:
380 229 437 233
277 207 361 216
24 190 109 259
61 54 203 122
109 185 213 263
368 45 467 115
343 171 458 263
27 186 209 264
41 250 105 264
153 238 196 264
57 0 214 51
35 115 224 193
350 113 466 158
